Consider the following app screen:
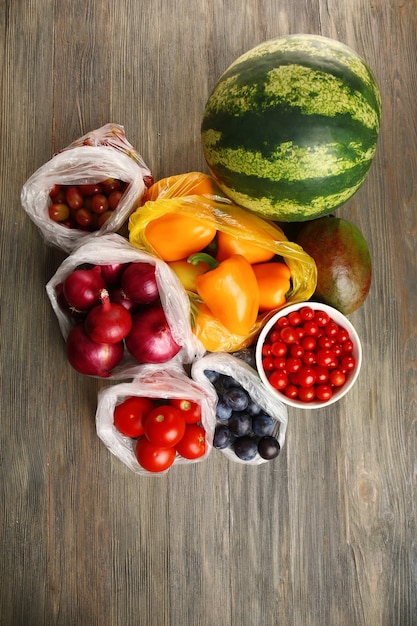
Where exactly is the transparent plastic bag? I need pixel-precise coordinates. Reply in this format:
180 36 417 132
128 172 317 352
21 124 152 253
45 233 205 379
191 352 288 465
95 364 217 475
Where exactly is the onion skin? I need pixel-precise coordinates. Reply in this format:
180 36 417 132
66 323 124 377
84 289 133 344
121 262 159 304
109 287 137 312
125 303 181 364
63 265 106 312
100 263 127 286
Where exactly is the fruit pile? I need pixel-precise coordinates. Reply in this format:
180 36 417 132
258 305 357 403
48 179 128 231
207 370 281 462
113 395 207 473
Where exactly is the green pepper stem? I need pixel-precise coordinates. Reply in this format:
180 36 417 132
187 252 219 270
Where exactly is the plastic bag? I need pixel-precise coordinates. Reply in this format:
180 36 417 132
21 123 152 253
128 172 317 352
45 233 205 379
191 352 288 465
95 364 217 475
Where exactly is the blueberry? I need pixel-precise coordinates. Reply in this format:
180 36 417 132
252 413 275 437
213 424 233 450
233 436 258 461
204 369 220 384
223 387 249 411
216 401 233 421
246 398 263 416
219 374 241 389
258 436 280 460
228 412 252 436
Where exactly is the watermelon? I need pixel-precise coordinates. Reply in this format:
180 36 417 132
201 34 382 222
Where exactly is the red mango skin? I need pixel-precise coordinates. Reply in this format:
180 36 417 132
296 216 372 315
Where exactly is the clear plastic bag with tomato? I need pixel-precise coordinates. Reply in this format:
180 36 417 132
95 364 218 475
45 233 205 379
191 352 288 466
128 172 317 352
21 123 152 253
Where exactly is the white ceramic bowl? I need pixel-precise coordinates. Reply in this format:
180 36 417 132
255 302 362 409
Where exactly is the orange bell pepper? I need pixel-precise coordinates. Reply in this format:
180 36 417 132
216 231 276 264
144 213 217 262
252 262 291 312
189 253 260 336
144 171 218 202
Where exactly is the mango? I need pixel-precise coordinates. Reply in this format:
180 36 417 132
296 216 372 315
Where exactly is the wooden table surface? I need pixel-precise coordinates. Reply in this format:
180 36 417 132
1 1 416 625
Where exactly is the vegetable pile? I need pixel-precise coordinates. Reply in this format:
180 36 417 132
57 261 181 377
21 33 380 474
114 395 207 473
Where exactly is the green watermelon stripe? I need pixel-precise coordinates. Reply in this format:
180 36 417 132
201 35 382 221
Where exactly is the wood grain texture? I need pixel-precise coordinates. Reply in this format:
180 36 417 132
1 1 416 625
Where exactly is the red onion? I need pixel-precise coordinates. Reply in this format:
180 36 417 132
121 262 159 304
125 303 181 364
55 283 85 319
84 289 132 344
110 287 138 312
66 323 124 377
100 263 127 286
63 265 106 311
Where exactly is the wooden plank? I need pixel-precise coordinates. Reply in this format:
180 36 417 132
0 0 416 624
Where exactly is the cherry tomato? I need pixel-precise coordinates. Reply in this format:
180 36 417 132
175 424 206 459
48 202 70 222
269 370 288 391
303 320 319 336
170 398 202 424
108 190 123 210
297 366 316 387
298 385 316 402
91 193 109 214
271 340 287 357
262 343 272 357
284 384 298 399
315 310 330 326
74 208 93 227
144 405 186 447
288 311 302 326
65 186 83 209
262 356 276 371
329 369 346 387
316 349 338 369
135 437 176 473
325 321 339 336
280 326 298 344
78 183 103 196
341 355 356 371
301 335 316 351
316 384 333 401
314 365 329 384
113 395 155 438
290 344 304 358
300 306 315 321
286 357 302 373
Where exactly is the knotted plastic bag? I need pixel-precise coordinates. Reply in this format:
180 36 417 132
95 364 217 475
128 171 317 352
45 233 205 379
21 123 152 253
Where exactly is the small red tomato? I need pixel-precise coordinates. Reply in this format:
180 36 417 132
269 370 288 390
273 356 287 370
78 183 103 196
298 385 316 402
336 328 350 344
108 190 123 210
315 310 330 327
303 320 319 336
316 384 333 402
314 365 329 384
271 340 287 357
290 344 304 358
48 202 70 222
113 396 155 438
325 321 339 336
301 335 316 351
299 306 315 321
297 366 316 387
341 355 356 371
175 424 206 459
91 193 109 214
342 339 354 353
316 349 338 369
65 186 83 209
144 405 186 447
262 356 276 371
262 342 272 357
170 398 201 424
280 326 299 344
286 357 302 374
288 311 302 326
74 208 93 227
135 437 176 473
284 384 298 399
276 316 289 328
329 369 346 387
